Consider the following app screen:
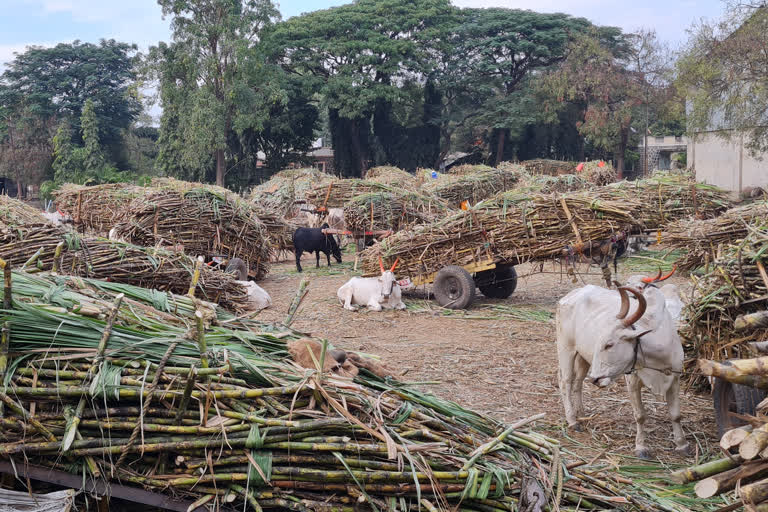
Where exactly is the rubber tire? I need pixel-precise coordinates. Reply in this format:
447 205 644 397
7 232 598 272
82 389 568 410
433 265 476 309
226 257 249 281
476 265 518 299
713 378 767 439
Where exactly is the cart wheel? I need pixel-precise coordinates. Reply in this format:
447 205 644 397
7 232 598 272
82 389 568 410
713 378 766 439
476 265 518 299
434 266 476 309
226 257 249 281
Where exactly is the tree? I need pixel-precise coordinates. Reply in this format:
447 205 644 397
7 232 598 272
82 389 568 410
268 0 456 176
446 8 593 165
157 0 282 186
0 40 140 152
540 32 643 177
0 104 54 197
677 5 768 154
81 99 106 175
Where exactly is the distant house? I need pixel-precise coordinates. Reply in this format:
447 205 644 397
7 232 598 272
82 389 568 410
637 135 687 174
308 147 334 173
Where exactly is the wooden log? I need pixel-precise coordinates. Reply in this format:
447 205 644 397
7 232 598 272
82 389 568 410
722 426 753 451
698 359 768 388
742 424 768 460
736 312 768 332
741 476 768 505
671 456 743 484
695 461 768 498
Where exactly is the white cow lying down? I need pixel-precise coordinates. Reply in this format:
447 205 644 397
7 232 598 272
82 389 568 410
556 282 690 459
338 259 405 311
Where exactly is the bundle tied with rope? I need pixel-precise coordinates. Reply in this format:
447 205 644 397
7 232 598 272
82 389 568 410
360 192 640 279
419 165 525 208
343 188 449 233
0 269 670 511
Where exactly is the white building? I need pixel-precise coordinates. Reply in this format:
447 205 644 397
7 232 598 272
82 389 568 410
688 132 768 194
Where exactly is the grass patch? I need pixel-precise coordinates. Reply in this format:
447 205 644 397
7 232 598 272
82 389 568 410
285 260 360 277
622 248 684 273
405 299 553 322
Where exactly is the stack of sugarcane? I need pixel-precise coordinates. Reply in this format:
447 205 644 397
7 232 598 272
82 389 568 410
360 192 639 278
111 186 271 279
580 161 617 186
53 183 145 234
305 179 401 210
0 194 48 226
343 189 449 233
0 197 254 311
519 159 576 176
419 166 524 208
516 173 593 194
446 164 496 176
250 168 335 216
666 201 768 271
592 172 731 230
252 206 299 254
671 394 768 507
0 269 675 511
681 225 768 373
364 166 420 188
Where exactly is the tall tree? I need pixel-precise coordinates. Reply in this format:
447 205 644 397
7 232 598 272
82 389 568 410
540 32 642 177
269 0 455 176
677 5 768 154
81 99 106 175
447 8 593 165
0 40 140 151
157 0 281 186
0 103 54 197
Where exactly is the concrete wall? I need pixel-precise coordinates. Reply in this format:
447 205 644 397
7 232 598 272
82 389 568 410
689 132 768 193
639 135 687 147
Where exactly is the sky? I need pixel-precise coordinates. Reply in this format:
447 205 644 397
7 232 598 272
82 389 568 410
0 0 728 71
0 0 729 82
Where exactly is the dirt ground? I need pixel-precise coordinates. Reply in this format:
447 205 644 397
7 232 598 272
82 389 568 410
257 251 719 464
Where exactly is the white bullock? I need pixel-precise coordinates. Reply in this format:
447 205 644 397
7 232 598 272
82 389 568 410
338 258 406 312
556 284 690 458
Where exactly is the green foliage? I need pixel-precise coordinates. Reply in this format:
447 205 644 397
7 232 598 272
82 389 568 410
52 121 78 183
0 40 140 148
39 180 57 204
154 0 283 186
81 99 105 174
677 6 768 154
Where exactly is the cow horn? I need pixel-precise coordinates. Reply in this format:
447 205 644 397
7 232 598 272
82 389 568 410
379 256 385 273
619 286 647 327
616 287 630 320
641 268 663 284
390 258 399 272
657 265 677 282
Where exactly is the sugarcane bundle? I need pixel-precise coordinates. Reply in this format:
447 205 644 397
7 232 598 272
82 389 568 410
0 221 255 311
672 411 768 506
111 187 271 279
364 165 419 188
592 172 731 230
666 201 768 271
360 192 639 279
516 173 593 194
343 189 448 233
0 270 671 511
681 225 768 372
249 168 334 216
0 194 47 226
419 167 524 208
580 161 617 186
305 179 402 210
53 183 145 234
446 163 496 175
252 206 299 253
519 159 577 176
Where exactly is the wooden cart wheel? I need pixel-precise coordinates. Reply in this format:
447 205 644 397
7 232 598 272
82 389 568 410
713 378 766 440
433 265 475 309
226 257 249 281
476 264 518 299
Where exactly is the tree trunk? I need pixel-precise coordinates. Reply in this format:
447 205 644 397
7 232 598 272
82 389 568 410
615 126 629 180
216 149 225 187
16 180 23 199
495 129 506 166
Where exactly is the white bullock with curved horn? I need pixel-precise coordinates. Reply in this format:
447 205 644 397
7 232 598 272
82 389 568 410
556 282 690 458
337 257 406 312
